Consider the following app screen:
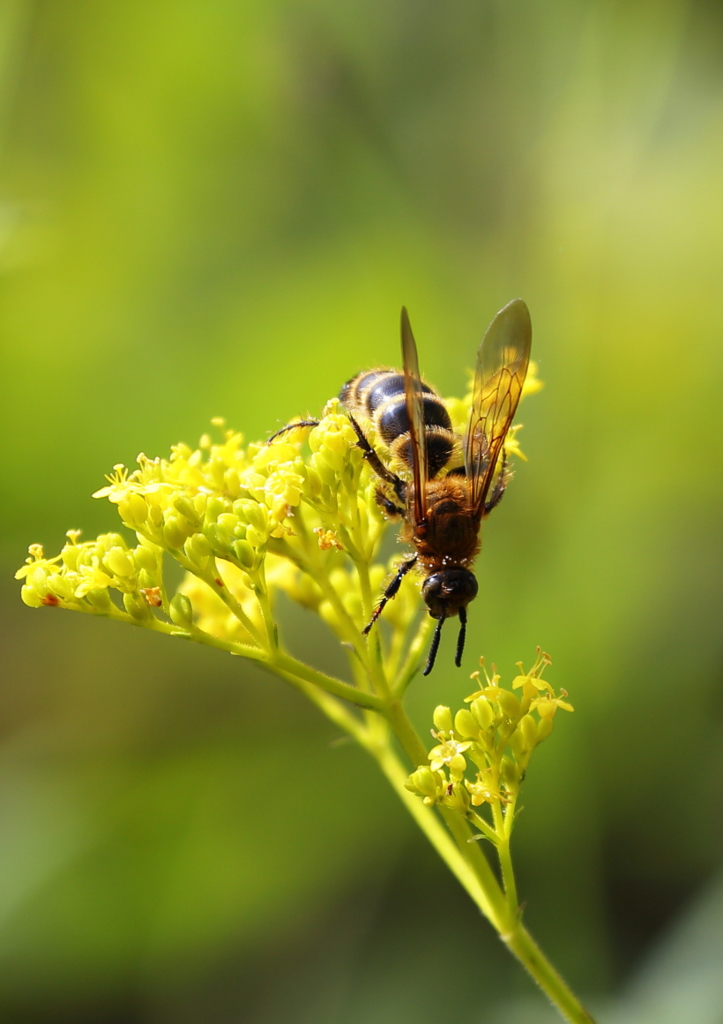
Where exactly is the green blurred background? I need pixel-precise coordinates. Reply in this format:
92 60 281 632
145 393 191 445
1 1 722 1021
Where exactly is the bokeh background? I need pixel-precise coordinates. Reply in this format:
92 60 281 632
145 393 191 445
1 1 723 1021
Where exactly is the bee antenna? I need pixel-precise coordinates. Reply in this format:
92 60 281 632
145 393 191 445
423 616 445 677
455 606 467 668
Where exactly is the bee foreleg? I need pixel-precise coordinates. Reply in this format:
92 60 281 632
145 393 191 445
375 488 405 519
362 556 417 635
347 414 406 505
266 420 320 444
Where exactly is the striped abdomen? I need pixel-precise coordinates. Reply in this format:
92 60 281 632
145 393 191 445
340 370 456 478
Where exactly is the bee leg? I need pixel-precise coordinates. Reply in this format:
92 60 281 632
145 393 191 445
483 453 510 515
362 556 417 635
423 616 445 676
375 488 405 519
347 414 407 506
266 420 320 444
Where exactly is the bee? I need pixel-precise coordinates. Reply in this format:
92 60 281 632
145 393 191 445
269 299 531 675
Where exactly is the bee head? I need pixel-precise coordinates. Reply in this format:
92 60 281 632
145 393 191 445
421 569 478 675
421 569 478 619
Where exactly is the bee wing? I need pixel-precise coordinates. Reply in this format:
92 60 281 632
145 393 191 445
464 298 531 516
400 307 429 523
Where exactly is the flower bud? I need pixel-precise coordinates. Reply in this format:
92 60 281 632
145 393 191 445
173 496 202 528
20 585 44 608
224 468 240 496
497 690 522 721
170 593 194 629
133 545 157 572
433 705 454 733
454 708 480 739
236 500 268 532
240 473 266 501
162 517 187 550
123 592 153 621
27 566 50 597
536 717 554 742
86 587 112 612
184 533 212 565
205 523 230 551
232 539 256 569
138 569 157 591
310 452 337 487
500 755 520 789
46 574 75 601
119 493 148 526
518 714 538 749
101 533 127 552
245 525 265 549
192 493 208 517
61 545 81 571
217 512 238 534
104 547 135 577
319 444 344 472
304 465 324 499
405 766 441 801
470 696 495 729
323 430 348 455
205 496 229 523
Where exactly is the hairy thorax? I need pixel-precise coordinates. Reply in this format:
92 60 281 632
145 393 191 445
402 477 481 570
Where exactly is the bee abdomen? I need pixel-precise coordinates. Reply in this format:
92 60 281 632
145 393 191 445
390 425 455 478
341 370 455 478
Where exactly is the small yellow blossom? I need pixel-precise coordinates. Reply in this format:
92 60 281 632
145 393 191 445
428 733 472 778
409 651 572 841
466 769 506 807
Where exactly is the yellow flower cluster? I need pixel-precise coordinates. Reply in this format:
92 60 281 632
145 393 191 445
15 402 418 659
16 367 541 672
16 530 165 622
405 650 572 829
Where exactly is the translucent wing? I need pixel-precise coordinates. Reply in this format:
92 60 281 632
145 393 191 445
464 298 531 516
400 307 429 523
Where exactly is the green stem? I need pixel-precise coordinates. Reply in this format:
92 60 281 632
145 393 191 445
252 562 278 651
497 835 519 916
205 558 269 650
503 924 598 1024
151 619 267 662
489 791 519 912
468 809 498 846
272 651 383 711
